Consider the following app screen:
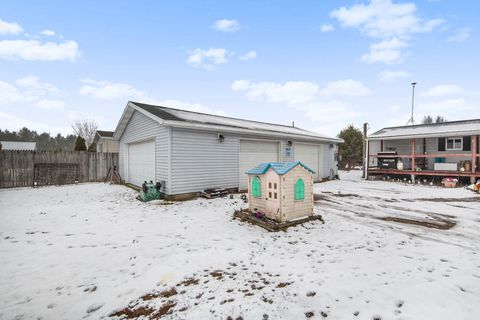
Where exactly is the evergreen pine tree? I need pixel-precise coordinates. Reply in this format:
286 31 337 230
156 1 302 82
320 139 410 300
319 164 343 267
338 124 363 169
74 136 87 151
87 142 97 152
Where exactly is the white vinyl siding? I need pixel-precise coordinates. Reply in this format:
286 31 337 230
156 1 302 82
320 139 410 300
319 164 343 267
118 111 170 192
239 140 280 190
322 144 338 179
170 128 239 195
294 143 320 182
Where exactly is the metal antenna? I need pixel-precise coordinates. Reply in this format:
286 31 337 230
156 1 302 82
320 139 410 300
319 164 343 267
406 82 417 126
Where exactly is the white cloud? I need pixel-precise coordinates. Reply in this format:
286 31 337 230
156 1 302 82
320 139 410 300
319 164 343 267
307 100 360 135
231 80 251 91
0 81 24 104
362 37 408 63
0 76 64 109
377 70 410 82
320 79 371 96
0 39 80 61
233 79 371 103
239 50 257 61
232 80 320 104
35 99 65 110
447 27 471 42
187 48 228 70
330 0 444 64
41 29 55 36
231 79 369 135
79 79 149 101
212 19 241 32
0 18 23 35
0 111 71 135
78 79 228 116
330 0 443 38
418 98 466 112
320 24 334 32
420 84 463 97
16 75 60 97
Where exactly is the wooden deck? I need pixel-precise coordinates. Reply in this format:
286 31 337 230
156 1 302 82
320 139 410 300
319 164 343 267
368 168 480 177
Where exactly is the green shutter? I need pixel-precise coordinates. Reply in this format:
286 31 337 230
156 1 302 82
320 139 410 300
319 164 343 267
294 179 305 200
252 176 261 197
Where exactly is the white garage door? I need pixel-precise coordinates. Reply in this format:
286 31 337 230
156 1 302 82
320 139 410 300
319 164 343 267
239 140 279 190
294 143 321 181
128 140 155 187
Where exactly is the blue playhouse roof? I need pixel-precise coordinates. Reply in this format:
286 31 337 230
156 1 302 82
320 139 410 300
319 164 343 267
246 161 315 175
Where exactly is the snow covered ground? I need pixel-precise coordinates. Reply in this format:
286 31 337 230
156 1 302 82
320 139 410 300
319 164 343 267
0 170 479 320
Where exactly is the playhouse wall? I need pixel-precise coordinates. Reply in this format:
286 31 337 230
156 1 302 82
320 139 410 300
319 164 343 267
248 175 268 214
280 166 314 222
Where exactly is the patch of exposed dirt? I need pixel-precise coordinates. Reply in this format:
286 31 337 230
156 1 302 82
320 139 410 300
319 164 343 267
317 192 360 198
153 301 177 318
109 266 295 318
83 285 97 293
110 306 155 318
210 271 223 279
141 293 159 301
276 282 292 288
414 197 480 203
177 278 199 286
378 216 456 230
159 288 177 298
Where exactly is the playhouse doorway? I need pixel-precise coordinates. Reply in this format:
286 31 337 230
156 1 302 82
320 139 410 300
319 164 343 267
265 173 280 219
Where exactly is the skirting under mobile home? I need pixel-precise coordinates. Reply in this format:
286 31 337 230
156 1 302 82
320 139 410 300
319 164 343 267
113 101 342 199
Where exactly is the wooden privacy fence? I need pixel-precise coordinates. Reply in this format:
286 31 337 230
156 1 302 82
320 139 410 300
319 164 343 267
0 150 119 188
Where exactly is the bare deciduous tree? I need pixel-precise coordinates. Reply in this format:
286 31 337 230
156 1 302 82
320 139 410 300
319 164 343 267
72 120 98 147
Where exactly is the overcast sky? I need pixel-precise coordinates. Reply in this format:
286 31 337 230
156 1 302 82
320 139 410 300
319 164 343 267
0 0 479 137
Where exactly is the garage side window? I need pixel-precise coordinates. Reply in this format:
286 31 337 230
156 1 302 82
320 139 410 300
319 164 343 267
294 179 304 201
252 176 261 197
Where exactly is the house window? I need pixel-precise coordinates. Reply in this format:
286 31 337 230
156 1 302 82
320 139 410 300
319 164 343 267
252 176 261 197
446 137 462 151
294 179 305 201
274 183 277 189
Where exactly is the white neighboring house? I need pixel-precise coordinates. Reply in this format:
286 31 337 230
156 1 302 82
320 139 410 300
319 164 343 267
93 131 119 153
0 141 36 151
113 101 343 200
366 119 480 182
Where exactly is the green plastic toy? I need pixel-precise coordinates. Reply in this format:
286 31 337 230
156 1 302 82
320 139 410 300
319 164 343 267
139 181 162 202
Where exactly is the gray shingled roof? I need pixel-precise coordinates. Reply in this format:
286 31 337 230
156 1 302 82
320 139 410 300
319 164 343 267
130 101 342 142
96 130 114 138
368 119 480 140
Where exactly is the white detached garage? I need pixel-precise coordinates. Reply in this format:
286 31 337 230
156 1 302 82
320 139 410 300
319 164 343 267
113 101 342 200
128 139 155 187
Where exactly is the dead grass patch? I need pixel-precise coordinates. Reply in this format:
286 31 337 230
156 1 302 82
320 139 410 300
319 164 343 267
178 278 199 286
110 306 155 318
276 282 292 288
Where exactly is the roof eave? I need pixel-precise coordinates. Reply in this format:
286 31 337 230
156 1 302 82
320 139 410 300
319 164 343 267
163 120 343 143
113 101 167 140
367 129 480 141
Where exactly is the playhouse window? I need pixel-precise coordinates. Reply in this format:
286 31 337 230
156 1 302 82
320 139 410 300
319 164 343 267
294 179 305 201
252 176 261 197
